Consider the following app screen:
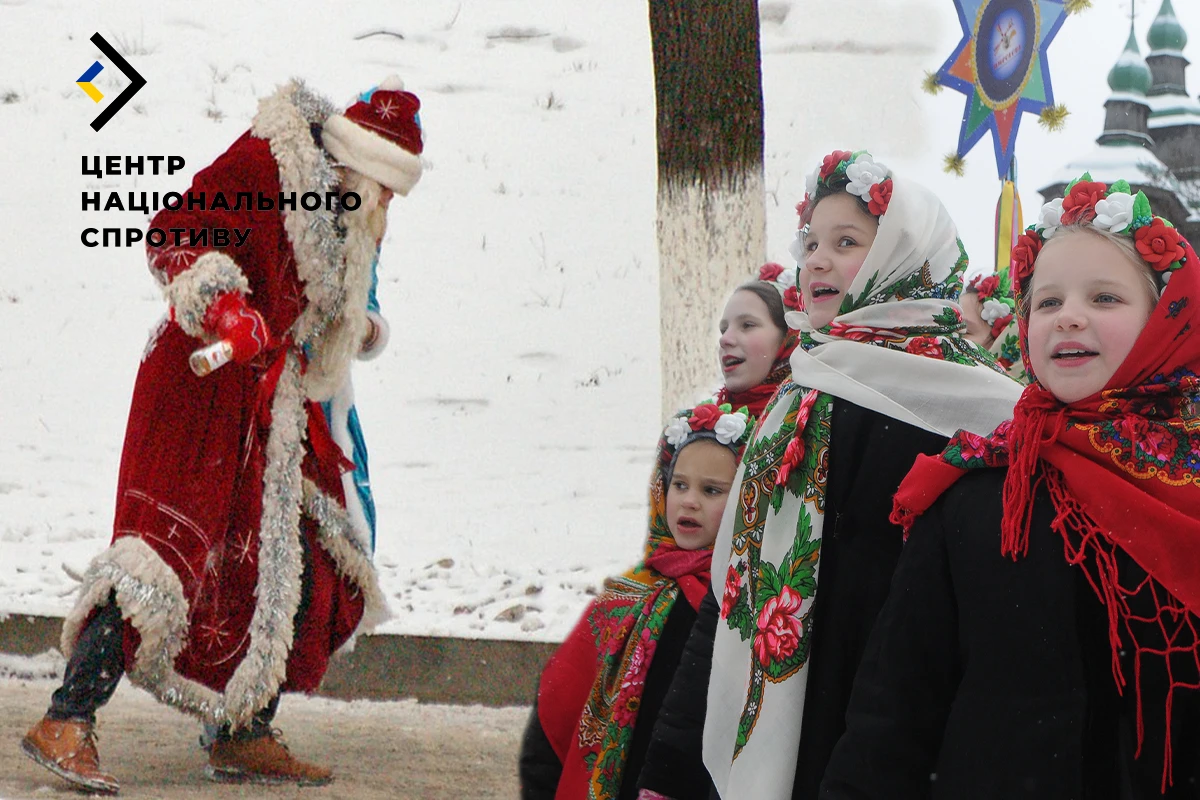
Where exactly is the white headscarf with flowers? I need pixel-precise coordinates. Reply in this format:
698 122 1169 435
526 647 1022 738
703 150 1022 799
787 152 1022 437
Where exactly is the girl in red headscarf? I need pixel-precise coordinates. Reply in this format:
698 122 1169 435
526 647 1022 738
821 175 1200 799
518 269 794 800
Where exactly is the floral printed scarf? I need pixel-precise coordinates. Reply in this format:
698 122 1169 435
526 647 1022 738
704 149 1021 798
892 175 1200 792
535 400 763 800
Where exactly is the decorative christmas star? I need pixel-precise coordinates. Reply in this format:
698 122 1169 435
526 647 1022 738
936 0 1068 177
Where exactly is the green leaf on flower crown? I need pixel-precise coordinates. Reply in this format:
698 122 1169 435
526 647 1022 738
1163 217 1178 229
1109 179 1131 195
1131 191 1153 226
998 267 1014 297
718 403 732 413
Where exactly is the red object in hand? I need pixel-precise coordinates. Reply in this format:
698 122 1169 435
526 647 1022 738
203 293 271 363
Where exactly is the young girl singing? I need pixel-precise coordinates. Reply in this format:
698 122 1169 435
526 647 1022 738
637 149 1021 800
822 176 1200 798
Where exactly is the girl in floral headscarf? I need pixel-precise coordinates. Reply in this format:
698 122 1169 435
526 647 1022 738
636 150 1022 800
519 269 795 800
822 175 1200 798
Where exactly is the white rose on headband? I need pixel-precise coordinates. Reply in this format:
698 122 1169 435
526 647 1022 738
1038 197 1064 238
776 267 797 289
1094 192 1135 233
845 154 890 199
664 417 692 447
981 299 1010 325
789 230 806 264
714 413 748 445
805 167 819 197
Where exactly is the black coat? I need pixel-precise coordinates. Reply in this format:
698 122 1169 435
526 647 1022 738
820 468 1200 800
519 596 698 800
636 399 949 799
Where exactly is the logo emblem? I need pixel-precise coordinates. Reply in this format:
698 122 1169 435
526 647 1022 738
78 33 146 131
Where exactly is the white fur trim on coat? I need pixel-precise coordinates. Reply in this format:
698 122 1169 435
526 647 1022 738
322 114 423 197
163 252 250 339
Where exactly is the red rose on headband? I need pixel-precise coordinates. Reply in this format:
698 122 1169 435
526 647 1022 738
1135 218 1186 272
795 194 812 225
867 178 893 216
783 285 804 310
819 150 854 180
759 263 785 282
689 403 723 431
1060 180 1107 225
975 275 1000 299
1011 231 1043 284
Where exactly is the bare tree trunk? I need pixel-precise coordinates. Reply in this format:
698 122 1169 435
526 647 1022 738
650 0 766 420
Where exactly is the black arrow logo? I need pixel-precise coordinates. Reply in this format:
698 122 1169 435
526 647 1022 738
88 32 146 131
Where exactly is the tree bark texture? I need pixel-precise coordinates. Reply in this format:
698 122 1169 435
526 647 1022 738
650 0 767 419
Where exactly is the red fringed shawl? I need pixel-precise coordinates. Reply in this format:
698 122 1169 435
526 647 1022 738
892 239 1200 790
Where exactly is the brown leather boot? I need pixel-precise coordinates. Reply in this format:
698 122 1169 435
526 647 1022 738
206 729 332 786
21 716 120 794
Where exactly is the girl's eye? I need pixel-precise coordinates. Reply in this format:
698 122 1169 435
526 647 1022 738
1095 293 1120 304
742 321 756 330
805 240 818 252
1036 297 1061 310
705 486 726 496
839 237 856 247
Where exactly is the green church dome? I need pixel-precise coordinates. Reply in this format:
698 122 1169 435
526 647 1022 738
1109 27 1153 95
1148 0 1188 53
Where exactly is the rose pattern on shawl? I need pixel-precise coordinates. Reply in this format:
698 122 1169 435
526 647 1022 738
905 336 945 359
753 585 804 666
719 386 830 758
774 436 806 490
721 565 742 619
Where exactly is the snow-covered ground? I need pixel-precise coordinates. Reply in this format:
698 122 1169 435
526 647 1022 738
1 0 1194 642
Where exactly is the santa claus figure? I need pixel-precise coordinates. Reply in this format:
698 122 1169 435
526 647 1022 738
21 75 421 791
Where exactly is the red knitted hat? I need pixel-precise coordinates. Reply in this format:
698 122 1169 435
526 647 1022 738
323 75 424 196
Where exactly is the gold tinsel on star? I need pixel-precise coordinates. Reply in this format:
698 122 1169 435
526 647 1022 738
1064 0 1092 14
943 153 966 176
922 71 943 95
1038 104 1070 131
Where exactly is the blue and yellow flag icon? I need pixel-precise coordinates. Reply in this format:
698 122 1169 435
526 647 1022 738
77 61 104 103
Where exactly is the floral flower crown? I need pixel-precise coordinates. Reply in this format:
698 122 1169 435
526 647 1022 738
795 149 894 230
756 262 804 311
1011 172 1190 289
662 400 754 455
967 266 1016 340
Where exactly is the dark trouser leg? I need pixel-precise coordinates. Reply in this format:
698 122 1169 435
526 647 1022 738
212 525 314 743
47 595 125 723
213 694 280 743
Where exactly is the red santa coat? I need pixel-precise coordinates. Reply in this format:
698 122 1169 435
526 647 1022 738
61 80 388 729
